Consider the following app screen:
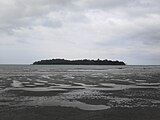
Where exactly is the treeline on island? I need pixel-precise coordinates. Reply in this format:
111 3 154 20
33 59 126 65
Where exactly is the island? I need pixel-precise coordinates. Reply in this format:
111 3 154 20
33 59 126 65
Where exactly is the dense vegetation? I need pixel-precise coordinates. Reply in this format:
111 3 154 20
33 59 126 65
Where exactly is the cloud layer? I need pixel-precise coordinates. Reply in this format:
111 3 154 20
0 0 160 64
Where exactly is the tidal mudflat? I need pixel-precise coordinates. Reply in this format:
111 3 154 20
0 65 160 120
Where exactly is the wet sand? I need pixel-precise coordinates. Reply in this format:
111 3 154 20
0 106 160 120
0 65 160 120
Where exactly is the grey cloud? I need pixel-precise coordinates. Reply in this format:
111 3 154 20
0 0 74 34
42 20 62 28
1 0 160 31
74 0 132 9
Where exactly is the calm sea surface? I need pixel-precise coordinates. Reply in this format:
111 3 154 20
0 65 160 111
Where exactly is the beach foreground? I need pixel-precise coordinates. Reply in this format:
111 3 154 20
0 65 160 120
1 106 160 120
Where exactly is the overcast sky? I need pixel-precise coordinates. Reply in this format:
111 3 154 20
0 0 160 65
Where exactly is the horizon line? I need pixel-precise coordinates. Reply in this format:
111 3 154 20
0 64 160 66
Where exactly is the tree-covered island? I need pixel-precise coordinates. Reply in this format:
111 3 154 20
33 59 126 65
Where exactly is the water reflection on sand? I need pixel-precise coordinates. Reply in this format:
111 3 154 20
0 65 160 111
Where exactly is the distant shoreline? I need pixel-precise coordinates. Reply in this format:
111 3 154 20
33 59 126 65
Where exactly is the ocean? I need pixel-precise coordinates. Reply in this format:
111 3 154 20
0 65 160 120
